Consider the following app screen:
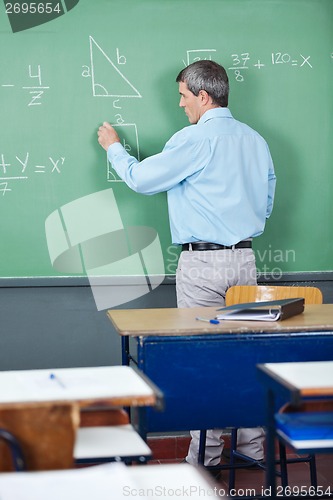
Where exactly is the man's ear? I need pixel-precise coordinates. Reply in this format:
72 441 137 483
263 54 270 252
198 89 211 106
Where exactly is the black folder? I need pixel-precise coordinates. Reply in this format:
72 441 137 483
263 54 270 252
216 298 305 322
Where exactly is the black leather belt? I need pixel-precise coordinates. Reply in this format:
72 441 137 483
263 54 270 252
182 241 252 252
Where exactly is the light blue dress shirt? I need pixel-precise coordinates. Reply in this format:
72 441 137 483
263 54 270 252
107 107 276 246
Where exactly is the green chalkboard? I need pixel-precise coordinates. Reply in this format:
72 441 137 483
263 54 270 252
0 0 332 279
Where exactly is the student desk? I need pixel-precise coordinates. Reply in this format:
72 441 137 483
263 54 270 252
257 360 333 495
0 462 222 500
0 366 162 470
0 365 161 409
107 305 333 434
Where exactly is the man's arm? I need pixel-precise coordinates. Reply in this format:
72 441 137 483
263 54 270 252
266 154 276 218
97 122 205 195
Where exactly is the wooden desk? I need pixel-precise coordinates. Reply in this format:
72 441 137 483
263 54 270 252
258 360 333 404
0 366 162 471
257 360 333 494
107 305 333 434
108 304 333 337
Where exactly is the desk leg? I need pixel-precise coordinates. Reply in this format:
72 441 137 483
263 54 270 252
265 388 277 494
198 430 207 465
122 337 130 366
121 337 131 419
137 406 148 442
228 427 238 492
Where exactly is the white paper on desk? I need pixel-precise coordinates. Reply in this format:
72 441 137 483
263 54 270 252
0 463 138 500
16 372 114 399
14 366 153 402
216 308 281 321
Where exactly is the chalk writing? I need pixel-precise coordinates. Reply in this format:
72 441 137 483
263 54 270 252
83 36 142 98
254 60 265 70
0 153 65 195
184 49 217 67
1 64 50 106
229 51 313 81
183 48 313 82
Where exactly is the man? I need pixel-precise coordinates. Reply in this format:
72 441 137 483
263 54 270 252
97 60 276 466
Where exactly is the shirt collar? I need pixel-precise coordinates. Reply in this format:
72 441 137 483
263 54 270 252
198 107 233 124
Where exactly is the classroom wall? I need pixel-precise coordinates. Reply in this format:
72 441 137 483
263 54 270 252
0 278 176 370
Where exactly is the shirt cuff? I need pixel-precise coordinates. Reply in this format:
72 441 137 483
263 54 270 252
107 142 126 162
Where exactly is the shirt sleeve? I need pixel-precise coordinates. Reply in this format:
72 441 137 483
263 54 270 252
266 147 276 218
107 129 207 195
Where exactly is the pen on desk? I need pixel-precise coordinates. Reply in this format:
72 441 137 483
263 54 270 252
49 372 66 389
196 316 220 325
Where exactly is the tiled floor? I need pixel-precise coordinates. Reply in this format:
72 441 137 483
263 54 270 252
147 435 333 497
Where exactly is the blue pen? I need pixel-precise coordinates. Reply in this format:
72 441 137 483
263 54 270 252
196 316 220 325
49 372 66 389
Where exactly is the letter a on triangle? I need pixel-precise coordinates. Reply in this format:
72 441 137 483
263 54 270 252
89 36 142 98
